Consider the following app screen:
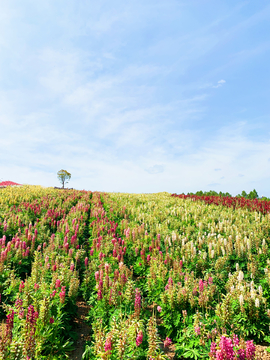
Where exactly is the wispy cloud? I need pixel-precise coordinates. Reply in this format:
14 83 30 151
213 79 226 88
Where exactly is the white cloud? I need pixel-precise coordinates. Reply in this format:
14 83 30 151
213 79 226 88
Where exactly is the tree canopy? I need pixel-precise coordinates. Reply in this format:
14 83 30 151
57 169 71 188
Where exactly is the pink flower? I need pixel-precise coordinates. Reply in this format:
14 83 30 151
50 290 57 298
70 263 75 271
49 317 54 324
98 280 103 291
217 336 234 360
84 257 88 267
26 305 38 325
136 330 143 346
157 306 162 313
164 337 172 348
192 287 198 296
105 263 109 273
194 326 201 335
55 279 61 288
97 290 103 300
59 286 66 304
233 334 239 347
199 279 204 293
6 310 14 339
34 283 39 291
114 269 119 280
246 340 256 360
165 277 173 290
238 348 246 360
19 281 25 292
209 342 216 359
104 336 112 352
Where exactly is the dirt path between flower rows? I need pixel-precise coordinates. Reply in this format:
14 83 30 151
69 299 91 360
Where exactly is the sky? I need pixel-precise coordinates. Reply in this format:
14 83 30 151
0 0 270 196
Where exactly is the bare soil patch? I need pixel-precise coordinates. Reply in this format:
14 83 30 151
69 299 91 360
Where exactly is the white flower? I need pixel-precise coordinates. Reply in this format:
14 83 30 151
255 298 260 308
250 289 256 299
237 271 244 282
239 294 244 306
258 285 263 295
236 263 239 271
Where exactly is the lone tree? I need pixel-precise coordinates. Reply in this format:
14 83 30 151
57 169 71 188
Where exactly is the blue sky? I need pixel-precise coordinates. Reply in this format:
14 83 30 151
0 0 270 196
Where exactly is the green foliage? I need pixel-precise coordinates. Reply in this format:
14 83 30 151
236 189 259 199
175 327 210 359
57 169 71 188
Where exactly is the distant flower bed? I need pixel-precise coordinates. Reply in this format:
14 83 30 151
172 193 270 214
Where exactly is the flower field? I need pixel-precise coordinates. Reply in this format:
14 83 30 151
0 186 270 359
